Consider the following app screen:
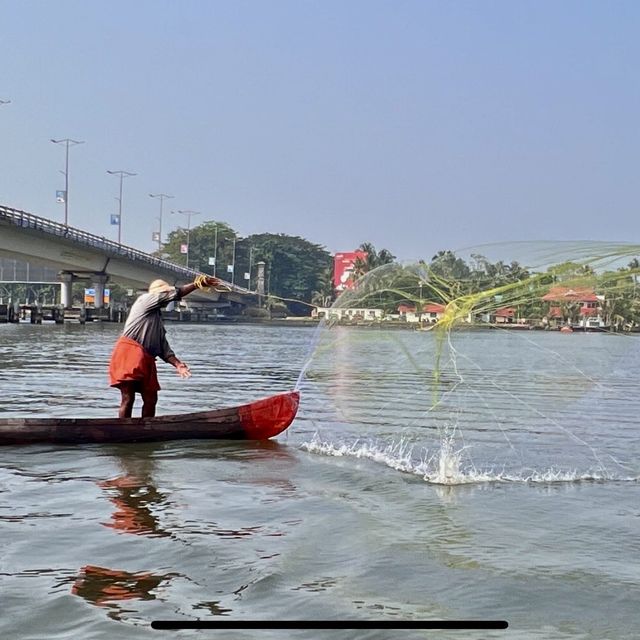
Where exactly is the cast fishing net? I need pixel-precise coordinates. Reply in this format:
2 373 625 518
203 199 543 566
297 242 640 484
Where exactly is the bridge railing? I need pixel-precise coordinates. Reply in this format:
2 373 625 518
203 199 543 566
0 204 253 294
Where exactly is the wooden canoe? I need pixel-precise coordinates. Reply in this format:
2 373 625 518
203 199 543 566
0 391 299 445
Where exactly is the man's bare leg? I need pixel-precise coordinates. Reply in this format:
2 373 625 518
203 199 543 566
141 388 158 418
119 383 136 418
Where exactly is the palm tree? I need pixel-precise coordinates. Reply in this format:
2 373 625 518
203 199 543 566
350 242 396 281
311 268 335 308
430 250 471 281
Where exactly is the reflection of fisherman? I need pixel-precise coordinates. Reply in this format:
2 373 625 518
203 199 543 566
99 447 170 537
72 565 166 607
100 474 168 537
108 276 220 418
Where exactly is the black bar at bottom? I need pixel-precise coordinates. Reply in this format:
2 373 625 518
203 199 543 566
151 620 508 630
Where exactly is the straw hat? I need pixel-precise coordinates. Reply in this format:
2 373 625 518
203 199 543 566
148 279 174 294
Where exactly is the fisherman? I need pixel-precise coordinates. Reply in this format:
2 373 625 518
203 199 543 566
109 275 220 418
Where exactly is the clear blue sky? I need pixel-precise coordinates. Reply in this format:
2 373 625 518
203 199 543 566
1 0 638 261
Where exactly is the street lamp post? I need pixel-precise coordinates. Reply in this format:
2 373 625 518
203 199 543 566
248 246 254 289
149 193 173 252
51 138 84 226
230 236 236 286
107 170 136 244
173 210 201 268
212 223 218 277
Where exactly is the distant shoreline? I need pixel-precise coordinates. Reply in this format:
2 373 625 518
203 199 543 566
167 317 639 333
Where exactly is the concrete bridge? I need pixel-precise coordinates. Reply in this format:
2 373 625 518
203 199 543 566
0 204 261 311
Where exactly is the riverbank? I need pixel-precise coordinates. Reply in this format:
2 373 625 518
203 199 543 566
4 308 638 333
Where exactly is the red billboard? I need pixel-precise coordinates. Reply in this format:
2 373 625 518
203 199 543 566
333 251 367 291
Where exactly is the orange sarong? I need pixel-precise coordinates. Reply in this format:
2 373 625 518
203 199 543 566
108 336 160 392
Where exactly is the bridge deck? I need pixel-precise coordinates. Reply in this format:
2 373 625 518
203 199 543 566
0 205 252 297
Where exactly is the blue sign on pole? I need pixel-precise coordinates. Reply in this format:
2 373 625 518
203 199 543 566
110 214 120 225
56 190 66 203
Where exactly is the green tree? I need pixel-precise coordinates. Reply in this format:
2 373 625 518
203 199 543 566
244 233 333 315
159 220 238 277
311 267 335 307
352 242 396 279
159 222 332 313
549 261 595 281
598 267 640 330
430 250 471 281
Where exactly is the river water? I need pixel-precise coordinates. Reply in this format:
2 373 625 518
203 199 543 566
0 322 638 640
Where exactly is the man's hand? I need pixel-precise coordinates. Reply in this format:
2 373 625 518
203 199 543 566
202 276 222 288
176 362 192 379
194 275 222 290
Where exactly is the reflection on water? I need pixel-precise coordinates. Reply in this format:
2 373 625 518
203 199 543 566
100 476 169 538
62 439 305 624
71 565 172 614
98 455 171 538
70 450 174 619
301 327 640 481
191 600 233 616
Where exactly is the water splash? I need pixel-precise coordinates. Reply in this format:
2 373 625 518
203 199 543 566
300 435 638 485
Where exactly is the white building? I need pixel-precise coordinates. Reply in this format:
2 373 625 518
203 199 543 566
312 307 384 322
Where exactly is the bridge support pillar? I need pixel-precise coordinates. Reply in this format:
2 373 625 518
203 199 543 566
93 274 109 309
58 272 74 309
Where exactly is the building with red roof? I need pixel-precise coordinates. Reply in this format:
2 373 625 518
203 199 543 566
541 286 605 329
397 303 416 316
492 307 516 324
397 302 447 324
541 286 600 303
